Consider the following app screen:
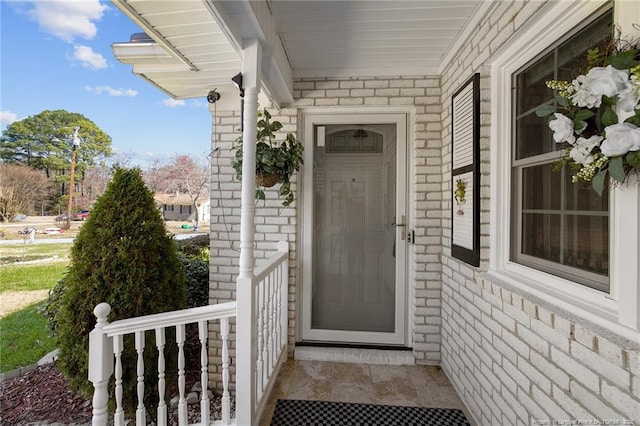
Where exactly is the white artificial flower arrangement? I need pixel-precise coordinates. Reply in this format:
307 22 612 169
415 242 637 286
536 34 640 195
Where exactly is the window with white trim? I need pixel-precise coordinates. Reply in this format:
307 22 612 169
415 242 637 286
511 10 613 292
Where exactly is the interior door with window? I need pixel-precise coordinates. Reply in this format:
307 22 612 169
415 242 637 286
302 113 407 345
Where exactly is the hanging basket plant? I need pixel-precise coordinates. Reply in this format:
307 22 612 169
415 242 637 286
231 108 304 206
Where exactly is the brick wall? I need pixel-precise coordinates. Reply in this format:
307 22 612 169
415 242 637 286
439 1 640 425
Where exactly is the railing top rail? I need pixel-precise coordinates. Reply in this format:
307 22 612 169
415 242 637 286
253 251 287 284
102 301 237 337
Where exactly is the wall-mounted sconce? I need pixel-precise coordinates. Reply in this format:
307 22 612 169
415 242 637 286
232 72 245 131
232 73 244 98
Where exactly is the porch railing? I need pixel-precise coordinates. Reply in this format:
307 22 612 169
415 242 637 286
88 241 289 426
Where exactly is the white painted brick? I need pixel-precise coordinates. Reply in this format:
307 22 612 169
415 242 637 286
629 351 640 376
531 384 570 420
364 80 388 88
503 357 531 394
551 386 592 420
502 330 530 359
570 381 628 423
570 341 630 390
550 346 599 390
517 323 549 355
537 307 553 327
518 356 551 395
574 325 597 351
601 380 640 423
492 307 516 332
516 387 548 424
530 319 570 353
596 336 625 368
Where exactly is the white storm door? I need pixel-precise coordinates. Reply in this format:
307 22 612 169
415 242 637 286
302 113 408 346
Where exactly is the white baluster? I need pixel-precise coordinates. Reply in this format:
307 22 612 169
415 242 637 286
176 324 187 425
259 274 271 395
220 318 230 425
89 303 113 426
198 321 210 426
276 263 283 352
256 283 264 397
134 331 146 425
155 328 167 426
280 241 289 349
268 271 275 372
113 335 124 426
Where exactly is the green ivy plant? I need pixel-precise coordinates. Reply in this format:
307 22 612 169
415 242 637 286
231 108 304 206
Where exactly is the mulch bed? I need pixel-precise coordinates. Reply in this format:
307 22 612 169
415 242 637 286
0 363 93 425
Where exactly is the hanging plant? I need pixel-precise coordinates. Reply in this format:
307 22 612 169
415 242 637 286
231 108 304 206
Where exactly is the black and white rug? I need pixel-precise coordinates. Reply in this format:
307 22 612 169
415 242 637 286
270 399 470 426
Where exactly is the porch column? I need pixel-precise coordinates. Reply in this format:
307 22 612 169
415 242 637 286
236 39 262 426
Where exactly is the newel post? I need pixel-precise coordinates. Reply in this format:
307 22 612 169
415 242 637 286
89 303 114 426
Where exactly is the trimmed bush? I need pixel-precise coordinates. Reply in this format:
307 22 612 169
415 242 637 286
176 234 210 308
51 167 186 416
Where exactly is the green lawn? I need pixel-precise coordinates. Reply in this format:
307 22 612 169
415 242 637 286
0 242 72 265
0 301 57 372
0 244 71 372
0 262 68 292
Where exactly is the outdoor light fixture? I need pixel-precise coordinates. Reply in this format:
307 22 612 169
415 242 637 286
207 89 221 104
232 72 245 131
231 72 244 97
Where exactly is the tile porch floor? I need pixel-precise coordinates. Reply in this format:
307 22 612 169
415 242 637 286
259 358 475 425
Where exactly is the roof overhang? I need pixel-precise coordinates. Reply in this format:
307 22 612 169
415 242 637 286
111 0 293 109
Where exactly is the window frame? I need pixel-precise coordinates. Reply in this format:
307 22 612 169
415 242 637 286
510 16 613 291
488 0 640 339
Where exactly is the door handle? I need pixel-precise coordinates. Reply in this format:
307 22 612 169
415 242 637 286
392 216 406 240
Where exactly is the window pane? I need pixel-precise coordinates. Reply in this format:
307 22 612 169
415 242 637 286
516 52 554 114
512 9 612 290
522 213 561 263
515 113 554 159
564 215 608 276
522 164 562 211
564 169 608 211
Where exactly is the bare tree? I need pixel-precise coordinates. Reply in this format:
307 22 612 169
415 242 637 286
0 164 50 222
143 155 209 225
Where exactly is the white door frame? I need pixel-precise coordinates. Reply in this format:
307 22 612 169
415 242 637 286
300 110 409 346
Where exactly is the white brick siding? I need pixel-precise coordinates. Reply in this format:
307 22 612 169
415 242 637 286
203 1 640 424
440 1 639 425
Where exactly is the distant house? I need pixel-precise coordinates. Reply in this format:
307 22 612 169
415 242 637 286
154 193 209 223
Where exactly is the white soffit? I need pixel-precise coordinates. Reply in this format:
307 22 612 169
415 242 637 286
111 0 242 101
270 0 485 78
111 0 486 103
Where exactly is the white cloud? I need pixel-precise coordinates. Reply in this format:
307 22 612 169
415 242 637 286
28 0 108 43
70 45 107 70
85 85 138 97
163 99 186 107
0 110 18 125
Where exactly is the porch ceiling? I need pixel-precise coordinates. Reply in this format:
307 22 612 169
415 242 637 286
111 0 486 106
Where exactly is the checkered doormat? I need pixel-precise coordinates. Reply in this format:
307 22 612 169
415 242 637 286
270 399 471 426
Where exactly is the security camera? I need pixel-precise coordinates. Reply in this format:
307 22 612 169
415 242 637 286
207 89 221 104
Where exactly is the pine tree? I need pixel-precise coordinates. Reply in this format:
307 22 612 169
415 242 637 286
52 167 186 414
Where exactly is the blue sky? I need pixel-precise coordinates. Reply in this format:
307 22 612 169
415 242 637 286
0 0 213 168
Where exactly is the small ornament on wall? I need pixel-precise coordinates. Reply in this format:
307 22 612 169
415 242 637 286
455 178 466 216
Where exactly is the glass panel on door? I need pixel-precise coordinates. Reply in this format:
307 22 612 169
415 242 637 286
312 124 397 333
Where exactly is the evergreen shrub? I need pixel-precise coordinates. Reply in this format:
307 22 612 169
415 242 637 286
51 167 186 416
175 234 210 308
